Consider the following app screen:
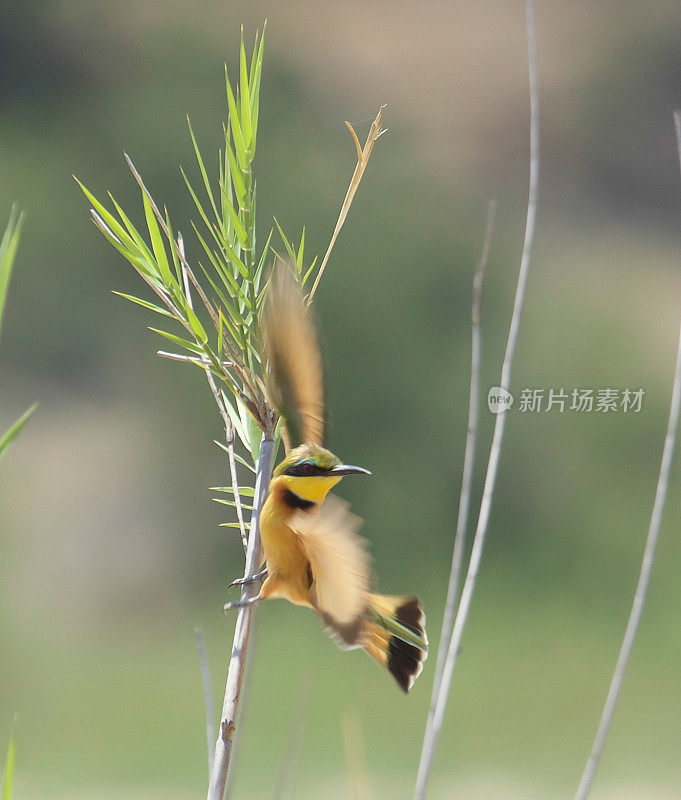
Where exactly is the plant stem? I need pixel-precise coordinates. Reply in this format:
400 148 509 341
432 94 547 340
195 626 216 779
572 111 681 800
420 198 495 758
412 2 538 796
207 435 275 800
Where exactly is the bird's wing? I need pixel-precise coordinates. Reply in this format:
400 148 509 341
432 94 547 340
290 495 371 648
263 262 325 450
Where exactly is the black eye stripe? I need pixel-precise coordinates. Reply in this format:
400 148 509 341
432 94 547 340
282 461 328 477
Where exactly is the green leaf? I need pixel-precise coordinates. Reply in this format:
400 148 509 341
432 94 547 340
221 198 248 249
297 227 305 271
220 521 250 529
225 139 247 209
112 292 174 318
0 207 24 333
225 66 248 172
254 229 272 292
249 24 266 147
142 190 173 287
302 255 319 286
76 179 142 260
187 116 220 224
211 485 255 497
245 412 262 466
0 404 36 461
213 439 256 473
273 218 297 263
181 166 223 252
213 497 254 510
164 208 182 283
108 194 155 264
222 396 251 451
2 724 16 800
239 30 253 150
149 328 205 356
185 305 208 344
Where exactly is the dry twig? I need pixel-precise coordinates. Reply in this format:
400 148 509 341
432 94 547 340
572 110 681 800
422 198 496 750
413 2 539 796
307 107 387 304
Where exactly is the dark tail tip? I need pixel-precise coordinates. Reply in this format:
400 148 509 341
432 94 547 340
387 597 428 693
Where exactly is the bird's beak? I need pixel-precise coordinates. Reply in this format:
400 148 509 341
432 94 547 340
329 464 372 476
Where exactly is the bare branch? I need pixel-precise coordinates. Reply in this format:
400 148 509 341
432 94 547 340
195 627 216 779
421 198 496 759
572 111 681 800
413 2 539 796
207 436 276 800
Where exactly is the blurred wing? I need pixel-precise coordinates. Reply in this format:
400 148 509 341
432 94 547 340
290 495 371 648
263 263 324 449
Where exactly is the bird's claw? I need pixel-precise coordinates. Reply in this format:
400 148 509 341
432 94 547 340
223 595 261 613
228 568 268 590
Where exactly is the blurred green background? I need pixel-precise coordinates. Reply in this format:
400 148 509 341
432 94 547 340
1 2 681 798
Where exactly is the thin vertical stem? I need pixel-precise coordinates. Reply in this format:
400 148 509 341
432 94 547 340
572 111 681 800
207 436 275 800
424 198 496 740
413 2 539 796
195 627 216 779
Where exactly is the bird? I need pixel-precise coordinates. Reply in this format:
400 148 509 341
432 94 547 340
228 263 427 692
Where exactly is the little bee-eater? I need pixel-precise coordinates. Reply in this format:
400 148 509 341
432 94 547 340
234 265 427 692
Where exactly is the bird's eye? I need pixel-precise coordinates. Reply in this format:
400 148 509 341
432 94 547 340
301 462 316 476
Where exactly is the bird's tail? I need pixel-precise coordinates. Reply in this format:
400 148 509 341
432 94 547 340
363 594 428 693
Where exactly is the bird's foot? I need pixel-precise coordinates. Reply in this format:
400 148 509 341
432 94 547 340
223 595 261 613
228 568 268 590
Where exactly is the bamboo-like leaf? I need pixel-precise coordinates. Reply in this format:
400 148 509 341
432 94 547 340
182 166 222 248
112 292 174 318
221 198 249 250
0 207 24 333
222 396 251 452
164 208 183 283
149 327 205 356
225 66 248 172
91 213 158 281
187 116 221 224
273 218 297 264
213 440 256 471
0 404 36 460
243 407 262 466
1 725 16 800
297 227 305 272
108 194 155 264
213 497 254 511
142 190 173 287
76 180 142 262
253 229 273 292
185 304 208 344
211 485 256 497
225 138 247 210
239 31 252 150
302 255 318 286
249 25 266 148
220 521 251 529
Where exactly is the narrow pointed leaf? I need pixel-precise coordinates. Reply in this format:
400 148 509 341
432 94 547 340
0 403 36 460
